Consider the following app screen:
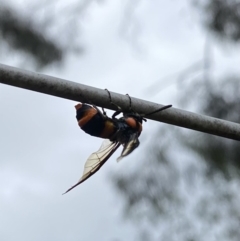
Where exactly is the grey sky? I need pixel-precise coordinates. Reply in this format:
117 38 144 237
1 1 240 241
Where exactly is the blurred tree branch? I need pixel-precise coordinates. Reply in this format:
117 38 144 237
0 6 62 67
112 1 240 240
194 0 240 42
0 0 99 68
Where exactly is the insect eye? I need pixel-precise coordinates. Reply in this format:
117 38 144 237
125 117 138 129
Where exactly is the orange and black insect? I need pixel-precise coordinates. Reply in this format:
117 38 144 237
63 91 172 194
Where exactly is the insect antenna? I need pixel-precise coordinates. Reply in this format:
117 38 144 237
125 93 172 120
105 89 172 121
144 105 172 116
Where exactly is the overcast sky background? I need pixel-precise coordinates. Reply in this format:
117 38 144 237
1 1 240 241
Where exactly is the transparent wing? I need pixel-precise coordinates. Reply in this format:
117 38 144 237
63 140 120 194
117 132 140 162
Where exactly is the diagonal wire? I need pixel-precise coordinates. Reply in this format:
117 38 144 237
1 63 240 141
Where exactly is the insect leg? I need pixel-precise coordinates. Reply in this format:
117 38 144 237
125 93 136 113
78 91 109 118
101 107 107 116
105 89 121 109
105 89 123 119
87 101 107 118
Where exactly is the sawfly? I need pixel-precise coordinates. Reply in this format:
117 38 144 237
63 90 172 194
